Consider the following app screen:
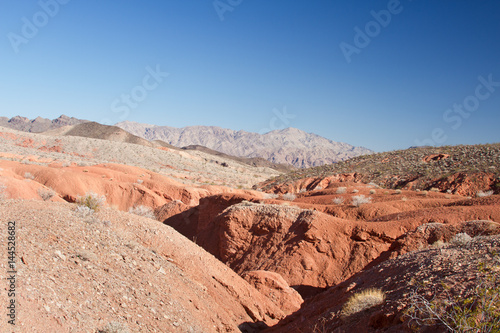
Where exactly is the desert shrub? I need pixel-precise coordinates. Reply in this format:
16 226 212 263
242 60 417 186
332 197 344 205
282 193 297 201
136 179 144 184
420 190 429 197
352 189 359 193
369 189 376 195
98 321 130 333
342 288 385 317
450 232 472 246
336 187 347 194
76 191 106 211
24 172 35 180
395 189 402 195
431 240 447 248
128 205 155 219
352 195 372 207
401 196 408 202
476 190 494 198
38 188 55 201
75 205 94 217
367 182 379 188
406 270 500 332
264 193 279 199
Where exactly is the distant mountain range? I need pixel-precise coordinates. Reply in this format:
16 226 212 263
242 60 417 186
0 115 86 132
116 121 372 168
0 115 373 168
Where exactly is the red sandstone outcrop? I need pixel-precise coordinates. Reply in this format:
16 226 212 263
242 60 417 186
242 270 303 315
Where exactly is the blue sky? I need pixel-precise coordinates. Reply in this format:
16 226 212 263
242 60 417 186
1 1 499 152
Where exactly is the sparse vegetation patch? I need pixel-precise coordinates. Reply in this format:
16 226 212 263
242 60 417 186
336 187 347 194
332 197 344 205
38 188 55 201
128 205 155 219
477 190 494 198
341 288 385 318
76 191 106 211
352 195 372 207
282 193 297 201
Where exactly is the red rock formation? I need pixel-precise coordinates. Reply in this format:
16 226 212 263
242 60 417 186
242 270 303 315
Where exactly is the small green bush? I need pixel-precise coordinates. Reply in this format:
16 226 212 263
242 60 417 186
76 191 106 211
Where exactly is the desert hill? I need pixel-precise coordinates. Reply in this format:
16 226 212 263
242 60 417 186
0 125 280 188
181 145 295 173
0 199 286 332
260 143 500 196
44 122 295 173
43 122 155 147
265 232 500 332
116 121 373 168
4 115 294 173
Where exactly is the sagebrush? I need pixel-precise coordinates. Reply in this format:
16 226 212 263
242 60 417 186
352 195 372 207
128 205 155 219
76 191 106 211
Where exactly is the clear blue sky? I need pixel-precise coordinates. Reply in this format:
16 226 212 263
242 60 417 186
1 0 499 152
